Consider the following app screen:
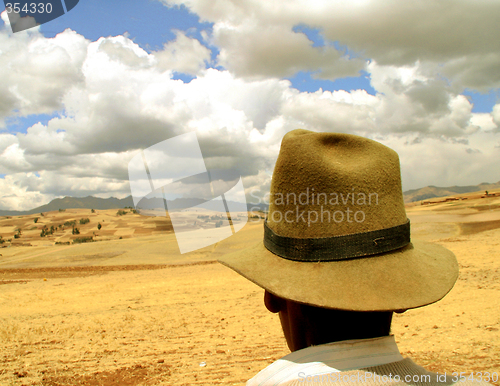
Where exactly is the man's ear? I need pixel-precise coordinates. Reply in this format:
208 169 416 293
264 290 284 313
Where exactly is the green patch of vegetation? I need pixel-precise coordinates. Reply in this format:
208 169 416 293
40 225 56 237
34 217 39 223
59 208 66 212
73 236 94 244
0 236 4 244
215 220 224 228
55 241 71 245
79 218 90 225
64 220 76 227
97 223 102 230
72 227 80 235
91 209 95 213
117 210 127 216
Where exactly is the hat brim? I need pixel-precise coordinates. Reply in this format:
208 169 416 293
218 239 458 311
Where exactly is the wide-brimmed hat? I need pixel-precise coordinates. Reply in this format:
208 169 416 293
219 129 458 311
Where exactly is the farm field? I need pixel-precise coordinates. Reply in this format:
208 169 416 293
0 196 499 385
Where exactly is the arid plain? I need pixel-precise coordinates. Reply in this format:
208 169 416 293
0 193 499 385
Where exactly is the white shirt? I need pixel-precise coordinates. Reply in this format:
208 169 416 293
247 335 403 386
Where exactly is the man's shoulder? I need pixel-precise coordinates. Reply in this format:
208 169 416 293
247 356 496 386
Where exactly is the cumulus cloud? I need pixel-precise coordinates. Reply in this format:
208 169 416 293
153 30 211 75
214 21 365 80
492 104 500 129
161 0 500 90
0 17 89 126
0 173 53 211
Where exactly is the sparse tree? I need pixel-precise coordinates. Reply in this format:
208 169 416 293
34 217 39 223
97 223 102 230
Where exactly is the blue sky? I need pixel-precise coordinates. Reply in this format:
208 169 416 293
1 0 499 210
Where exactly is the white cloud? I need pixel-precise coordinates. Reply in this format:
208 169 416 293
153 30 211 75
0 173 53 211
0 21 89 126
492 104 500 129
161 0 500 90
213 21 365 80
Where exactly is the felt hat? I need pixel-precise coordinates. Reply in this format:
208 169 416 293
219 129 458 311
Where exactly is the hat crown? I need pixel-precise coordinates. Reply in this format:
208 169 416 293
268 130 407 238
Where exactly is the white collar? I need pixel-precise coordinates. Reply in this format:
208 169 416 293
248 335 403 386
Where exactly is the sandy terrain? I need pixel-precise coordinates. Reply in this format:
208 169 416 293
0 196 499 385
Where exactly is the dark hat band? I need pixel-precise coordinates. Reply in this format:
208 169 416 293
263 219 411 262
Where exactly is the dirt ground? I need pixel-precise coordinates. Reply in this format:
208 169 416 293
0 197 499 385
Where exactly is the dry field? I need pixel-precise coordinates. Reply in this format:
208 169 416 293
0 197 499 385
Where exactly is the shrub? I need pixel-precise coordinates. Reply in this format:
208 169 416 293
0 237 4 244
72 227 80 235
79 218 90 225
40 226 54 237
59 208 66 212
117 210 127 216
97 223 102 230
34 217 39 223
64 220 76 227
73 236 93 244
55 241 71 245
91 209 95 213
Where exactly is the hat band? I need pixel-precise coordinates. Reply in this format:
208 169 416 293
264 219 411 262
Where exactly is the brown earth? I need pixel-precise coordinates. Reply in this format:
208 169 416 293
0 200 499 385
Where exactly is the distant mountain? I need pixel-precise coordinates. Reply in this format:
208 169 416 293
403 181 500 203
3 180 497 216
0 196 135 217
0 195 268 217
